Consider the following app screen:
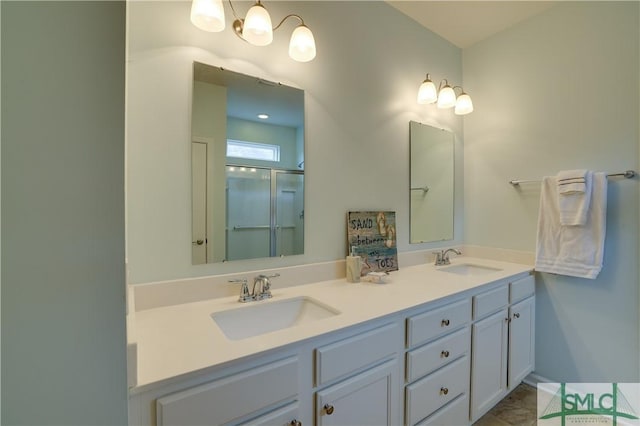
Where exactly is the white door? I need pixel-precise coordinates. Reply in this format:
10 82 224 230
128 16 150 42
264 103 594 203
191 141 207 264
470 308 509 422
508 296 535 388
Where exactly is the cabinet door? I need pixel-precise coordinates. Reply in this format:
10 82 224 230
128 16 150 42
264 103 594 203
509 296 535 388
236 402 301 426
470 308 508 422
316 360 396 426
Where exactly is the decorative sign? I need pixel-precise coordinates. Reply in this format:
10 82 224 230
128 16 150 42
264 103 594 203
347 211 398 274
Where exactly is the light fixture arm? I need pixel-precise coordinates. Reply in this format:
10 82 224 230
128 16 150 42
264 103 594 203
229 0 249 43
273 14 305 31
452 85 464 95
229 1 307 42
227 0 241 20
438 79 450 91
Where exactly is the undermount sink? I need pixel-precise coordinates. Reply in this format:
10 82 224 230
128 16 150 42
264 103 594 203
211 296 340 341
438 263 502 276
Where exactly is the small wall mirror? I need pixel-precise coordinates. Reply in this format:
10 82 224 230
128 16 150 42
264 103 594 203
191 62 305 264
409 121 454 243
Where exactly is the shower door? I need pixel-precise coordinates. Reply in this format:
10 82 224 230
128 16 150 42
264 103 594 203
274 171 304 257
226 166 304 261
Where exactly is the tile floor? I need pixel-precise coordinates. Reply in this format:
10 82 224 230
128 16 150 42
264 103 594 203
473 383 538 426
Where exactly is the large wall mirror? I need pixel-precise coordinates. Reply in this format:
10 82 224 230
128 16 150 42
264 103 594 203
191 62 305 264
409 121 454 243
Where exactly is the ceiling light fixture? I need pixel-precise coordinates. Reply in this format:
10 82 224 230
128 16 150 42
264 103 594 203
257 113 269 119
190 0 316 62
417 74 474 115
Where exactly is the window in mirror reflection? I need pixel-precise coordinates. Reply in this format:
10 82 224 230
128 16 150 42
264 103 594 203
191 62 305 264
409 121 454 244
227 139 280 162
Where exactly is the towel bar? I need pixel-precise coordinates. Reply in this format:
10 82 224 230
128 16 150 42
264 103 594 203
509 170 636 186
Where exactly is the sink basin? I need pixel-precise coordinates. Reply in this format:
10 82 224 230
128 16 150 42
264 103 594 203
438 263 502 276
211 296 340 340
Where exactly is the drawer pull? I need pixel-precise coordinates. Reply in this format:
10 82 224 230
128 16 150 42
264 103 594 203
441 350 450 358
290 420 302 426
441 319 450 327
513 312 521 319
440 387 449 395
324 404 335 415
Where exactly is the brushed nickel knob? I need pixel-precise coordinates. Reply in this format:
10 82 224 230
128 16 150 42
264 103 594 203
324 404 334 415
440 387 449 395
514 312 521 319
441 350 450 358
441 319 450 327
290 420 302 426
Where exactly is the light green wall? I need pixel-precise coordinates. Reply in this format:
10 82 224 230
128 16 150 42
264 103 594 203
1 1 128 424
463 2 639 382
126 1 463 284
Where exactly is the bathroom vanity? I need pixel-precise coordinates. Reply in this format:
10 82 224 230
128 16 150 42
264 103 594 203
128 257 534 426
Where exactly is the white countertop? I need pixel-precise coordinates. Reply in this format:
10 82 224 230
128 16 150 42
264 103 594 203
130 257 532 391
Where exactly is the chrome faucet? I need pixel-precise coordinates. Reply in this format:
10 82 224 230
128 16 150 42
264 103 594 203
229 273 280 303
434 248 462 266
252 273 277 300
229 278 253 303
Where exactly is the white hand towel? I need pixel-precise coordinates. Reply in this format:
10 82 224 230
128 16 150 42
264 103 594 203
535 173 607 279
558 170 592 226
557 169 587 194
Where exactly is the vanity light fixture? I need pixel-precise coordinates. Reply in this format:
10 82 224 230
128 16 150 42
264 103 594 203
417 74 438 104
190 0 316 62
417 74 474 115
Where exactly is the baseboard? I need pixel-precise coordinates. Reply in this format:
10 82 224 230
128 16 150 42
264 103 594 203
523 372 554 387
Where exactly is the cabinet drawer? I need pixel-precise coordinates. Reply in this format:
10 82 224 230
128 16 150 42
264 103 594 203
315 323 398 386
405 356 470 425
406 327 470 382
406 299 471 348
156 357 298 426
473 285 508 320
510 275 535 303
416 393 469 426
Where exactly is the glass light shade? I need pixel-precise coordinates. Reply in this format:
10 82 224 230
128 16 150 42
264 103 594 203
190 0 225 32
289 25 316 62
243 3 273 46
417 79 437 104
454 93 474 115
437 85 456 109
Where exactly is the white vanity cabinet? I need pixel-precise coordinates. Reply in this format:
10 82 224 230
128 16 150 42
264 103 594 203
470 274 535 422
404 299 472 425
129 264 536 426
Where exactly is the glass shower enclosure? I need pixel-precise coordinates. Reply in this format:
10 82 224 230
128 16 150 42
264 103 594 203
225 165 304 261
